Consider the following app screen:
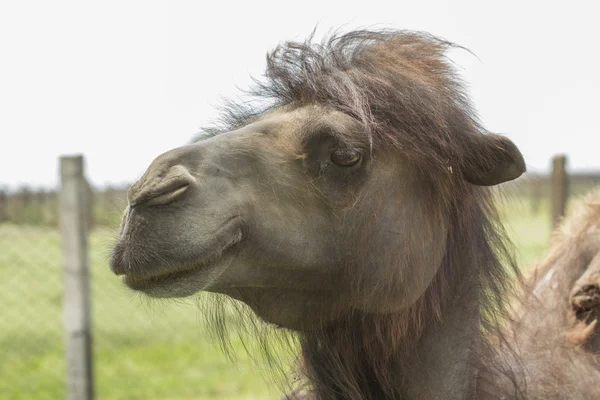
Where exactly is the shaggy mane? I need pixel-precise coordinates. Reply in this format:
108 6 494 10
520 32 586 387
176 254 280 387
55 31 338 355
200 29 526 399
204 29 498 181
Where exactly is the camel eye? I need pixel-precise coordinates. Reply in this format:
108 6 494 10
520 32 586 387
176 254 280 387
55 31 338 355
331 148 361 167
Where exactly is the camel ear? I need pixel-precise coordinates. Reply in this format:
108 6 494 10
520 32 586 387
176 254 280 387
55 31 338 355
463 134 526 186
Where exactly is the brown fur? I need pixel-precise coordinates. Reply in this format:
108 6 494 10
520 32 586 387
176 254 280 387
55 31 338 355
509 188 600 399
213 30 524 399
110 30 599 399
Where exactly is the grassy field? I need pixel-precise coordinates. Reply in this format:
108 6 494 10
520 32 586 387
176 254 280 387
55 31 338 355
0 196 552 400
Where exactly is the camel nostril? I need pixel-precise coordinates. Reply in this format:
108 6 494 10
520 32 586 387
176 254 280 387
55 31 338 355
130 180 191 208
128 162 197 208
143 184 190 207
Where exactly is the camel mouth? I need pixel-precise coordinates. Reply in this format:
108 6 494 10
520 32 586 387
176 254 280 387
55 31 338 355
113 217 244 294
120 257 237 293
123 266 199 291
121 232 242 293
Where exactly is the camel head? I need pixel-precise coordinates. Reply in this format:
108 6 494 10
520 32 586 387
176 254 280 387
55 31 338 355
110 31 525 331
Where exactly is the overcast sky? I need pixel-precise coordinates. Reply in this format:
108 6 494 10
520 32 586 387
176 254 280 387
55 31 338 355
1 1 598 189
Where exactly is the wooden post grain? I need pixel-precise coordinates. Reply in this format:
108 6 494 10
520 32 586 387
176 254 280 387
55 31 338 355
60 155 94 400
0 189 6 222
551 155 568 229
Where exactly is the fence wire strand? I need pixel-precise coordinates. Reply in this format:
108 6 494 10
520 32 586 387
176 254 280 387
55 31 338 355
2 172 600 399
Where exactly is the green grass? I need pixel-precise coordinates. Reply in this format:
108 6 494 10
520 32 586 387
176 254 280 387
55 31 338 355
0 225 289 400
499 195 552 271
0 196 553 400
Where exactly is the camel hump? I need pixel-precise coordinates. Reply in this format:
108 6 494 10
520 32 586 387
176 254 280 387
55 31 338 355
554 187 600 352
522 187 600 353
568 252 600 350
571 252 600 318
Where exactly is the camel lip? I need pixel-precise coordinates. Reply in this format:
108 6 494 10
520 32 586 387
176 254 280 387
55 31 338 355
113 216 244 290
122 265 199 291
121 231 242 292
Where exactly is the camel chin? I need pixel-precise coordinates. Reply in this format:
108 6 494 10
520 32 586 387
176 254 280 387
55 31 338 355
121 256 235 299
110 207 245 299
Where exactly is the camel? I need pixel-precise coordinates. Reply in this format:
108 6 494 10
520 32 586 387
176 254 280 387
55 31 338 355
109 29 600 399
507 188 600 399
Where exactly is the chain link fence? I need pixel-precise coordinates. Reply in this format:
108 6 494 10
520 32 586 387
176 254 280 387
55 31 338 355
0 160 281 400
2 156 599 400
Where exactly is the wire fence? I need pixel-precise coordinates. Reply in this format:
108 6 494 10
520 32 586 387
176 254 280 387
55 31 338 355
1 155 600 400
0 202 207 399
0 165 269 399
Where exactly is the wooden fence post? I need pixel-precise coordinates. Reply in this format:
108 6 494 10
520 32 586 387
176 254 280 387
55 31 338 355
85 180 94 231
0 189 6 222
551 155 568 229
60 155 94 400
13 188 25 223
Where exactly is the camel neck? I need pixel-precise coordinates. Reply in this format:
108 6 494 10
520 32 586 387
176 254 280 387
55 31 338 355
300 277 481 400
400 280 481 399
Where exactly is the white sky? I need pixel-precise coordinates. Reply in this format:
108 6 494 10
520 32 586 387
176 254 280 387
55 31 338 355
1 0 598 189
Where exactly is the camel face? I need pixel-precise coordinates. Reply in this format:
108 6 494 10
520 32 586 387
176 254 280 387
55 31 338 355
109 105 453 329
110 31 527 332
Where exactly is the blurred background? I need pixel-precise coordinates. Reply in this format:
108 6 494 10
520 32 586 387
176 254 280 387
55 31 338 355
1 1 599 399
